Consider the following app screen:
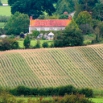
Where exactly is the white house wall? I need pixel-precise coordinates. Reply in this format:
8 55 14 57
29 27 65 33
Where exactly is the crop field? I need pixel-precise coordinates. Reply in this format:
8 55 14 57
0 44 103 89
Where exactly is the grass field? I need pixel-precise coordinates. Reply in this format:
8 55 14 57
1 0 8 4
16 96 103 103
18 40 53 48
0 6 11 16
91 98 103 103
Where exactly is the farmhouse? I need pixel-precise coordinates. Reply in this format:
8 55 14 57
29 16 72 33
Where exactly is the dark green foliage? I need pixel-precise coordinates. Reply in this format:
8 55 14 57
78 0 98 12
59 14 68 19
9 85 93 98
4 12 29 35
0 38 19 51
56 0 75 14
93 3 103 21
10 0 56 18
54 20 83 47
20 32 24 38
35 40 41 48
42 42 49 48
79 88 93 97
24 35 30 48
10 86 31 96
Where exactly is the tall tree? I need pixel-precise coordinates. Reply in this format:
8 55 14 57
54 20 83 47
75 0 99 17
76 11 92 34
56 0 75 14
4 12 29 35
93 3 103 21
10 0 57 18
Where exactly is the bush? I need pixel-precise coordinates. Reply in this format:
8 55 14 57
42 42 49 48
79 88 93 97
60 94 93 103
24 35 30 48
0 38 19 51
35 40 41 48
9 85 93 98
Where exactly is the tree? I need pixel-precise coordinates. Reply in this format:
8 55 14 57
93 3 103 21
76 11 92 34
24 35 30 48
54 20 83 47
30 30 40 39
78 0 98 12
75 0 99 17
4 12 29 35
10 0 56 18
56 0 75 14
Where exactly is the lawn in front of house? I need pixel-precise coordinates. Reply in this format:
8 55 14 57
18 40 54 48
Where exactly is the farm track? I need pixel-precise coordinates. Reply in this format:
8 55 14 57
0 44 103 89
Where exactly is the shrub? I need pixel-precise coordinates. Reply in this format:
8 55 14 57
79 88 93 97
35 40 41 48
42 42 49 48
0 38 19 50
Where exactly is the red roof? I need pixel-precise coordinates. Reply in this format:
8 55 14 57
30 19 71 27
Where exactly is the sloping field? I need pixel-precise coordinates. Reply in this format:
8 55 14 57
0 44 103 89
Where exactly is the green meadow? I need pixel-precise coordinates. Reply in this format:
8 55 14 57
18 40 54 48
16 96 103 103
0 6 11 16
1 0 8 4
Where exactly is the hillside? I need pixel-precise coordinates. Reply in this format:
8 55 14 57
0 44 103 89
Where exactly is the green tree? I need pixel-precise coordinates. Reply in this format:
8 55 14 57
30 30 40 39
93 3 103 21
54 20 83 47
24 35 30 48
75 0 99 17
56 0 75 14
76 11 92 34
10 0 57 18
4 12 29 35
78 0 98 12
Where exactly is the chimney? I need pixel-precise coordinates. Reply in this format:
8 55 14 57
30 16 33 20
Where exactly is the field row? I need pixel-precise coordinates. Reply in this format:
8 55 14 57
0 45 103 88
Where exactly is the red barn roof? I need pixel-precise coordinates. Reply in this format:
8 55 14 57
30 19 71 27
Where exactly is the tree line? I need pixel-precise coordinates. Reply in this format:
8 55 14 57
0 0 103 48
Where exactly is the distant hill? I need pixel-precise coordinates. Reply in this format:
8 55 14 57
0 44 103 89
